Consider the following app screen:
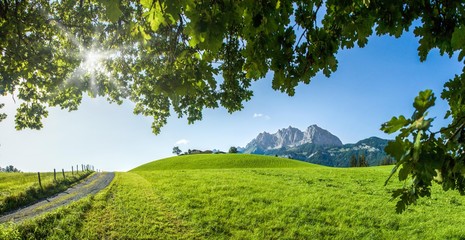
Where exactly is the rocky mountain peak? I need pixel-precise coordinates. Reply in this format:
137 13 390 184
243 125 343 153
303 125 343 146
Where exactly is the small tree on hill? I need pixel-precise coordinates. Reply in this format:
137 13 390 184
172 146 182 156
228 146 238 153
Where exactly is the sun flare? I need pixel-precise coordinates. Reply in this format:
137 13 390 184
81 49 106 73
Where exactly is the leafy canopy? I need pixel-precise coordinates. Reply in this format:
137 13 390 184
1 0 465 211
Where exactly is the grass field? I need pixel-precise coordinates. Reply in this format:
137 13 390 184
2 154 465 239
0 171 93 214
0 172 55 202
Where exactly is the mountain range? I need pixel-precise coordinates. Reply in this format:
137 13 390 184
241 125 390 167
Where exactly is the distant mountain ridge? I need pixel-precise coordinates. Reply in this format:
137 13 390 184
244 125 343 152
242 125 390 167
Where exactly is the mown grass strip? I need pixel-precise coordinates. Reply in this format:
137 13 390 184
77 172 196 239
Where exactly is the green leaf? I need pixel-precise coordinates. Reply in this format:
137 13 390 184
398 164 411 181
384 164 399 186
395 196 407 214
451 25 465 50
140 0 153 9
106 1 122 22
412 131 422 162
413 89 436 116
385 139 407 163
138 26 152 41
362 0 370 7
381 115 409 134
142 1 165 32
412 117 433 130
98 0 122 22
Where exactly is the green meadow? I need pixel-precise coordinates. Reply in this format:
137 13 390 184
132 154 313 170
0 172 55 202
2 154 465 239
0 171 92 214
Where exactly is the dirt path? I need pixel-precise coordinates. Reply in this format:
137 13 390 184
0 172 115 223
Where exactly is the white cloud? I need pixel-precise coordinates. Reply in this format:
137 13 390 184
253 113 270 120
175 139 189 145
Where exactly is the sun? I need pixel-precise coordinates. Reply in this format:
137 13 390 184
81 49 106 73
73 48 116 93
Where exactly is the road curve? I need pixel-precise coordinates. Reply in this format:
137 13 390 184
0 172 115 223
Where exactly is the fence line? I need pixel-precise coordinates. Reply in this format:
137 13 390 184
37 172 42 190
36 164 96 191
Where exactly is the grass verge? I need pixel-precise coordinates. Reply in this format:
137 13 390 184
0 171 93 215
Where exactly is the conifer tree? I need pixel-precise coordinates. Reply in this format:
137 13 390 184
350 154 358 167
359 154 369 167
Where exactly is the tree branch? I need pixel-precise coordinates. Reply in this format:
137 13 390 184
296 29 308 47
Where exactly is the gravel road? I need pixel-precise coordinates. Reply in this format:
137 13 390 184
0 172 114 223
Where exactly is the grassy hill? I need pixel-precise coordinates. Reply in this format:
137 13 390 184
131 154 316 171
2 154 465 239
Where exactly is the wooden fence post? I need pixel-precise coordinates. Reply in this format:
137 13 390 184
62 169 65 179
72 166 74 175
37 172 42 190
76 164 79 173
54 168 56 182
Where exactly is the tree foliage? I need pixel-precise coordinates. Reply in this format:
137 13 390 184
1 165 20 172
1 0 465 211
380 156 395 166
0 103 6 122
350 154 369 167
229 146 238 154
350 154 357 168
381 90 465 213
359 154 369 167
172 146 182 156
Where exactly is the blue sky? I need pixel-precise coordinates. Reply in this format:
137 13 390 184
0 30 462 172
